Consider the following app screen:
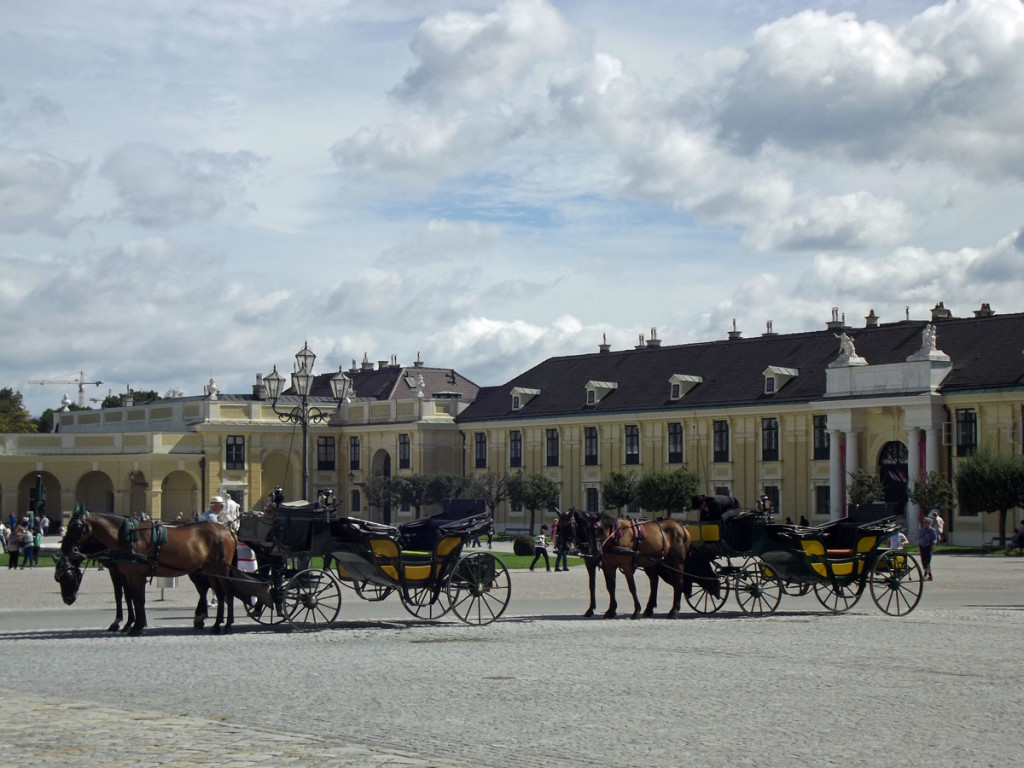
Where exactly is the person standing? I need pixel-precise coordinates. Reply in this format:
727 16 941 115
931 511 946 543
553 521 570 572
5 523 18 569
485 518 494 550
889 529 909 550
919 517 938 581
529 525 551 572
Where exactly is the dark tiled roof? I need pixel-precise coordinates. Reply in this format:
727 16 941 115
302 366 479 402
458 312 1024 422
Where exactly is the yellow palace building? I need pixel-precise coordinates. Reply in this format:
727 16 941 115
2 303 1022 545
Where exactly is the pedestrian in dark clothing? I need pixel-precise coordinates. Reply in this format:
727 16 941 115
919 517 938 581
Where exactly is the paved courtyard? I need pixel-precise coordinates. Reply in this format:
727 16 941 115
1 551 1023 767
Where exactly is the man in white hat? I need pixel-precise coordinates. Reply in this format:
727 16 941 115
199 496 224 524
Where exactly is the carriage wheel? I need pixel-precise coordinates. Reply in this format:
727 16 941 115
353 581 395 602
869 550 924 616
734 558 782 615
282 569 342 632
446 552 512 626
684 566 730 614
400 584 452 621
812 579 863 613
243 596 288 626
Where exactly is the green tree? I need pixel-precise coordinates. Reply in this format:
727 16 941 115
847 469 885 508
0 388 37 433
907 471 955 517
364 475 396 513
470 471 511 519
508 473 560 534
636 468 699 517
602 471 639 512
426 473 471 505
393 474 433 518
955 449 1024 546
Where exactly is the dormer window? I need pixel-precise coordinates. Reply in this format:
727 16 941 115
584 380 618 406
669 374 702 401
511 387 540 411
763 366 798 394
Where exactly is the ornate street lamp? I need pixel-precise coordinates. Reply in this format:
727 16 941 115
265 343 353 501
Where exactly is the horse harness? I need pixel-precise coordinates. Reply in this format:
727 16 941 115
601 518 669 566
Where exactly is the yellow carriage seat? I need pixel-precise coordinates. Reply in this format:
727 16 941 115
687 523 720 544
370 538 401 580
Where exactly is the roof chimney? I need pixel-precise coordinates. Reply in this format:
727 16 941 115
598 333 611 354
634 333 646 350
973 303 994 318
826 306 845 330
646 327 662 348
252 373 267 400
762 320 777 337
727 318 742 340
361 353 374 372
930 301 953 321
865 309 879 327
413 351 425 368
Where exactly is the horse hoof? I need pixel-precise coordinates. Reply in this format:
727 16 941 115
584 609 595 618
193 622 205 630
642 610 654 618
120 624 133 634
211 626 222 635
128 626 145 637
107 622 121 632
603 611 616 619
667 610 679 619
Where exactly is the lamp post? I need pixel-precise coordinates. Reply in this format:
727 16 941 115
265 342 353 502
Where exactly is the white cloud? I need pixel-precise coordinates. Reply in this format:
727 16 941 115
0 148 86 235
100 144 265 228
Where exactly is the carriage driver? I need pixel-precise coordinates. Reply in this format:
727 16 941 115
199 496 224 524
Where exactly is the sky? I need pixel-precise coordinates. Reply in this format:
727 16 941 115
3 0 1024 418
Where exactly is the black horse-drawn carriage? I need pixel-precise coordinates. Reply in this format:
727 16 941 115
684 495 924 616
235 497 511 631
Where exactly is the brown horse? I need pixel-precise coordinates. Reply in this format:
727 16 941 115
58 511 237 635
557 509 691 618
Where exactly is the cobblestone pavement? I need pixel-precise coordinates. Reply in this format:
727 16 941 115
2 550 1024 767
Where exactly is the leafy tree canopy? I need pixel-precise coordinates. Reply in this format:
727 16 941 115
602 471 638 511
847 469 885 507
0 388 37 433
635 468 699 517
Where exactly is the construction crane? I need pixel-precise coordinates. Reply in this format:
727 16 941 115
28 371 103 408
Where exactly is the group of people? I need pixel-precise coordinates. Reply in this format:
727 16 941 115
888 512 944 581
528 520 572 572
2 514 46 569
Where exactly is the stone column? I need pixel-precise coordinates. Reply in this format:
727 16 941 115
906 427 921 540
844 430 859 515
829 430 843 521
925 427 940 475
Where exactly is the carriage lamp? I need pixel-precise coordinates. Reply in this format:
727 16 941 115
265 343 353 502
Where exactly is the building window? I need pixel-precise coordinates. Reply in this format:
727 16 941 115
546 428 560 467
509 431 522 468
226 435 245 470
586 487 600 513
714 486 730 497
713 421 730 463
512 395 521 410
317 436 336 470
475 432 487 469
815 486 830 517
349 436 361 471
813 415 830 461
398 433 411 470
670 383 681 400
627 500 641 517
761 417 779 462
956 408 978 457
350 489 361 513
761 485 780 516
625 425 640 465
584 427 599 466
586 389 596 405
667 422 683 464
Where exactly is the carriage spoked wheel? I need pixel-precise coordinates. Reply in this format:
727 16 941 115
281 569 342 632
243 595 288 626
446 552 512 626
733 557 782 615
400 584 452 621
684 564 730 614
868 549 924 616
812 579 864 613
